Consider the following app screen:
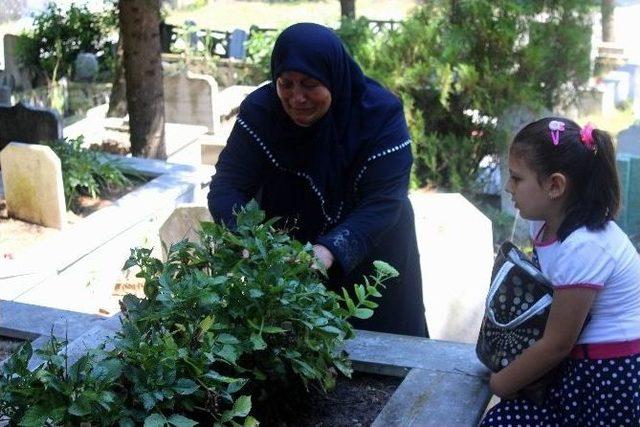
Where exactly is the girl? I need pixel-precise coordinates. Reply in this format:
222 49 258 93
481 117 640 426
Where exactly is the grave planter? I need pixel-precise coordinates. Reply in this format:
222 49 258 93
0 300 491 426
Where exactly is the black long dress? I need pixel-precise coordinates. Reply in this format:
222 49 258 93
208 23 427 337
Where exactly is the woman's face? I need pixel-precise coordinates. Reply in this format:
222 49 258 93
276 71 332 127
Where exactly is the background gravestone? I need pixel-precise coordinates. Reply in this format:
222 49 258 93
3 34 32 91
0 142 66 229
228 29 248 60
0 85 10 106
0 102 63 160
163 72 221 134
617 155 640 243
616 125 640 242
410 192 494 344
617 124 640 157
159 204 212 261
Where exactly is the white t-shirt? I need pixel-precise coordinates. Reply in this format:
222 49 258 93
530 220 640 344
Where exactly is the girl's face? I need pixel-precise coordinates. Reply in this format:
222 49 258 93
506 154 554 221
276 71 332 127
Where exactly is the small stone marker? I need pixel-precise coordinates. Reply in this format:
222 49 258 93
410 192 494 344
159 204 212 260
0 142 66 229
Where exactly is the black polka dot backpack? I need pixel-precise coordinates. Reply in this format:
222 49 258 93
476 241 553 372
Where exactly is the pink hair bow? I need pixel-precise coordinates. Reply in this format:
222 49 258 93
580 123 596 151
548 120 565 145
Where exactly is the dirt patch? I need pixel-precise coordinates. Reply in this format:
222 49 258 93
254 372 401 426
0 181 144 259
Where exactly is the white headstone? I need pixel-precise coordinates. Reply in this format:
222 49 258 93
159 204 212 260
0 142 66 229
164 72 220 134
410 192 494 344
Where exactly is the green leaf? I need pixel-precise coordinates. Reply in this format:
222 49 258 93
243 417 259 427
216 344 238 364
232 395 252 418
174 378 199 395
261 325 286 334
144 413 168 427
168 414 199 427
320 325 344 335
249 333 267 350
366 285 382 298
227 378 249 394
353 308 374 319
373 260 399 277
217 333 240 344
68 398 92 416
249 289 264 298
18 406 49 427
354 284 366 303
198 315 215 333
342 288 356 313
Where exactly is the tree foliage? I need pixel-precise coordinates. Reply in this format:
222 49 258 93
339 0 594 190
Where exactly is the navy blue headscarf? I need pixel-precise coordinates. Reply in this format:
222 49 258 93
237 23 409 226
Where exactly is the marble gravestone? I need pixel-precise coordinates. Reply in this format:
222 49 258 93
0 142 66 229
159 204 213 260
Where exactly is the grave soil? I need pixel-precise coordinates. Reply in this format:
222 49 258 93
253 372 401 426
0 181 142 259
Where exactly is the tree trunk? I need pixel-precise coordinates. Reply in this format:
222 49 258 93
119 0 165 159
340 0 355 19
106 28 127 118
601 0 615 42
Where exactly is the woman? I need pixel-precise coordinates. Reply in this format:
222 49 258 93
208 23 427 337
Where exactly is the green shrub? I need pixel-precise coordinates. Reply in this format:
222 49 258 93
15 3 115 84
0 202 396 425
245 28 280 81
43 137 130 209
338 1 593 190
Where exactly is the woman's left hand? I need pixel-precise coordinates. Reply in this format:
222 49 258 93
312 244 335 270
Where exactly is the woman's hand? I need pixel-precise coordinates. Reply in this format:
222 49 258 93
312 244 335 270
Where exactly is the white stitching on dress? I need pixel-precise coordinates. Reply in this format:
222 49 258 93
238 118 343 225
353 138 411 192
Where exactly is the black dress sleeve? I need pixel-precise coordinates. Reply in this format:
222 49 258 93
316 139 412 275
207 121 266 227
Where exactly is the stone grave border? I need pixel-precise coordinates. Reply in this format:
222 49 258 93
0 154 211 302
0 300 491 426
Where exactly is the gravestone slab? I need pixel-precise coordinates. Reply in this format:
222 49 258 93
617 155 640 240
0 142 66 229
228 29 248 60
0 85 10 106
0 101 62 155
3 34 32 91
617 125 640 157
410 192 494 344
164 72 220 134
159 204 212 260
